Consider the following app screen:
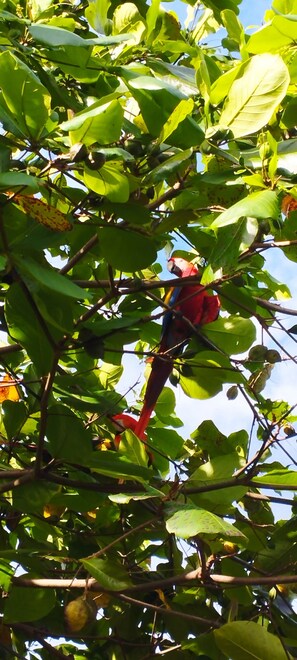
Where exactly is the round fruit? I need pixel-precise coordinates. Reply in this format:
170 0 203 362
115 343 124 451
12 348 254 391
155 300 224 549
227 386 238 400
248 344 268 362
65 596 97 632
266 349 281 363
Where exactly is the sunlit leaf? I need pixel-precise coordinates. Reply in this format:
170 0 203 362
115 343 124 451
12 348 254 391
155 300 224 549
211 190 279 228
165 503 247 540
218 54 289 138
0 51 50 139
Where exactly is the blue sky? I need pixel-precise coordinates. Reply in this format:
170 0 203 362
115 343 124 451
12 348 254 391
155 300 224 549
171 0 272 27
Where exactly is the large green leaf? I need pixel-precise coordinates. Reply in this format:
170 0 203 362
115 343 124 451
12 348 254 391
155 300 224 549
47 404 93 463
202 316 256 354
247 14 297 54
214 621 289 660
126 75 203 146
179 351 244 399
0 172 42 192
87 451 152 482
15 257 91 300
165 503 247 540
0 51 50 139
218 54 289 138
65 99 124 146
5 283 56 375
84 163 130 202
211 190 279 228
253 469 297 487
4 585 56 623
98 226 157 271
29 23 131 46
209 216 258 268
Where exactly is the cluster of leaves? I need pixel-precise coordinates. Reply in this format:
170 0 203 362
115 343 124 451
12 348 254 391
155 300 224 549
0 0 295 657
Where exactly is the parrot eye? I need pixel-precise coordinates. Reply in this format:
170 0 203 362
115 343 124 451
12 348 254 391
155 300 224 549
167 259 182 277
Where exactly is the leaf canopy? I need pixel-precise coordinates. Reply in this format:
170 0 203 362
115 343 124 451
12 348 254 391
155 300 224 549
0 1 295 658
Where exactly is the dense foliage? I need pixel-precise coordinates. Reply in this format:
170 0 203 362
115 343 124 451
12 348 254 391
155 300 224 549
0 0 296 657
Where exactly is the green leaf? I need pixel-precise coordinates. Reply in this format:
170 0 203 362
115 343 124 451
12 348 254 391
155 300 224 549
84 163 130 202
13 480 61 514
179 351 244 399
15 257 90 300
5 283 55 375
87 451 152 483
4 585 56 623
165 503 247 540
218 54 289 138
253 469 297 486
29 23 130 47
126 75 203 146
67 99 124 146
85 0 111 34
202 316 257 354
211 190 279 228
214 621 289 660
116 429 149 468
210 217 258 268
0 172 42 193
210 62 243 105
143 148 193 185
2 401 27 440
154 386 176 418
47 404 93 463
0 51 50 139
98 226 157 271
247 15 297 54
81 559 133 591
159 98 194 144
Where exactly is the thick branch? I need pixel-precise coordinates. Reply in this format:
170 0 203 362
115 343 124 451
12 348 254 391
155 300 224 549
13 570 297 591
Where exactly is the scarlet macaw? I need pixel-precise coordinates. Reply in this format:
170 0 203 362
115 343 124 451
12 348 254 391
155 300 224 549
133 257 220 439
111 413 144 448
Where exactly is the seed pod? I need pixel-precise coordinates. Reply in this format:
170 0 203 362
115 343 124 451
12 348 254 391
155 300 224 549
283 424 296 437
266 349 281 363
248 344 268 362
226 385 238 400
248 364 273 394
65 596 97 632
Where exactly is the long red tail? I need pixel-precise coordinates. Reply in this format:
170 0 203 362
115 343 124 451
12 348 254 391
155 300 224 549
134 352 173 439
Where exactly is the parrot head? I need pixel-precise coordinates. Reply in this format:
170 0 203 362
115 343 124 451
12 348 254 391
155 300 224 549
167 257 199 278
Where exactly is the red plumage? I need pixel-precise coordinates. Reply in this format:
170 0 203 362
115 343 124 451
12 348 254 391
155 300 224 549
134 257 220 439
111 413 142 447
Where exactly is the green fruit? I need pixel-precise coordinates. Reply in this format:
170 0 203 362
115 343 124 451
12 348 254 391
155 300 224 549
266 349 281 363
226 386 238 400
248 344 268 362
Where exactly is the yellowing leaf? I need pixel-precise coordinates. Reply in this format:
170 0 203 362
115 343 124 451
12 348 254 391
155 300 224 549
0 374 20 403
14 195 72 232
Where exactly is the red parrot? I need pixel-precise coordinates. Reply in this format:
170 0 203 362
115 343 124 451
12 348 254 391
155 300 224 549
134 257 220 439
111 413 147 447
